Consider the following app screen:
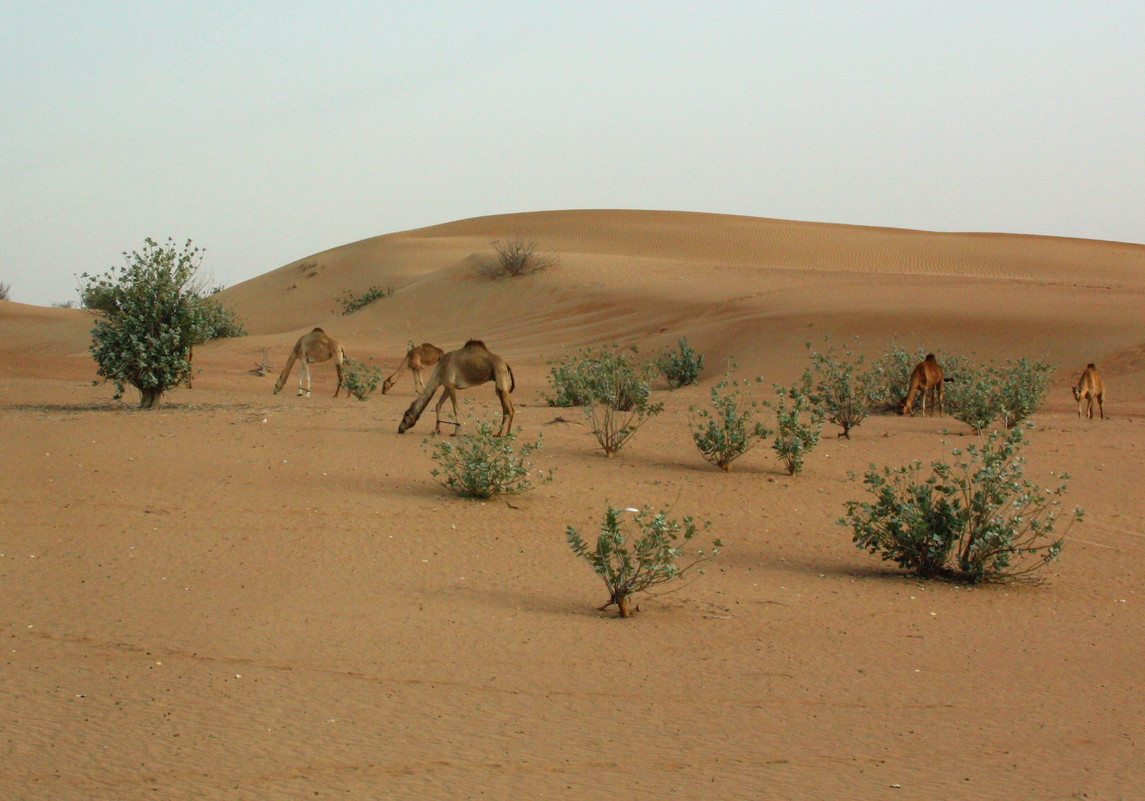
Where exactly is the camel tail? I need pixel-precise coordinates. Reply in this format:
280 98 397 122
508 363 515 394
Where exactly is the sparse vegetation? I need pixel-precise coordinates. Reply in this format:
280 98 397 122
769 383 824 475
944 362 1001 434
802 337 882 438
343 358 384 400
566 505 719 617
0 282 10 301
427 420 549 499
585 380 664 457
843 425 1078 584
79 237 246 409
337 285 393 315
996 356 1055 429
690 368 770 471
656 337 705 389
545 346 653 410
487 235 554 278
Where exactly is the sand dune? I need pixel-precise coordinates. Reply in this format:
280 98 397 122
2 210 1144 799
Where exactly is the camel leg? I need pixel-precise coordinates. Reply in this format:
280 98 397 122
496 388 514 437
1096 394 1104 420
299 360 312 397
433 386 460 435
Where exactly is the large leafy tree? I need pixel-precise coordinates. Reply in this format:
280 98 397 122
80 237 244 409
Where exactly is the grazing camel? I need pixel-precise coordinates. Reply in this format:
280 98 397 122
398 340 515 436
1072 363 1105 420
901 353 945 416
273 327 346 397
382 341 445 394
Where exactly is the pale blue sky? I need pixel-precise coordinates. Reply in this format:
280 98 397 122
3 2 1142 306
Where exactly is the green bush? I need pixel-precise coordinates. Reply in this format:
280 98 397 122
545 346 652 410
78 237 245 409
842 426 1078 584
690 371 770 471
944 362 1001 434
996 357 1055 429
337 285 393 315
656 337 705 389
768 384 824 475
802 337 882 438
343 358 384 400
566 506 719 617
585 372 664 457
427 420 549 499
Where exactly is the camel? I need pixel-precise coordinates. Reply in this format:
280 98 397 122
273 327 346 397
901 353 945 416
382 341 445 394
398 340 515 436
1072 363 1105 420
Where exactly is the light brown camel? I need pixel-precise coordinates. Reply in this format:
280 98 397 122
382 341 445 394
1072 363 1105 420
901 353 945 416
273 327 346 397
398 340 515 436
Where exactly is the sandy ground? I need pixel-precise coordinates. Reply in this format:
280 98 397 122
2 210 1144 800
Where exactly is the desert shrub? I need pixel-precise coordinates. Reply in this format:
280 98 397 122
566 505 719 617
802 337 882 438
198 287 247 339
426 420 549 499
545 346 652 409
343 358 384 400
337 285 393 315
842 425 1078 584
995 357 1055 429
585 372 664 457
78 237 245 409
0 282 10 301
690 371 771 471
656 337 705 389
486 235 555 278
768 384 824 475
944 362 1001 434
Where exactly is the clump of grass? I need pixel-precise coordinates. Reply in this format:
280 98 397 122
337 285 393 315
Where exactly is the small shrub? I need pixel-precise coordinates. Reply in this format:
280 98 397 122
427 420 549 499
337 285 393 315
656 337 705 389
768 384 824 475
487 235 554 277
690 370 771 471
585 380 664 457
842 425 1078 584
0 282 11 301
944 362 1001 434
566 505 719 617
545 346 652 410
343 358 384 400
802 337 882 438
996 357 1055 429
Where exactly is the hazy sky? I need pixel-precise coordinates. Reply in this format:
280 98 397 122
3 2 1143 306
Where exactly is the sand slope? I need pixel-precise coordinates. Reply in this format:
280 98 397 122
2 210 1144 800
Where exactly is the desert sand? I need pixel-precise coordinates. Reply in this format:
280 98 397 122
2 210 1143 800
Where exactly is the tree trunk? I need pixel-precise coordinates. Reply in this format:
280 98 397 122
138 388 163 409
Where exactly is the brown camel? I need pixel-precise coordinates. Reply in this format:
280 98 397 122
1072 363 1105 420
273 328 346 397
901 353 945 416
398 340 515 436
382 342 445 394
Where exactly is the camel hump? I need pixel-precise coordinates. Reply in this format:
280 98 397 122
463 339 488 350
312 327 325 333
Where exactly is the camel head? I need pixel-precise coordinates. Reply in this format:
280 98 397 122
382 376 396 395
398 407 418 433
